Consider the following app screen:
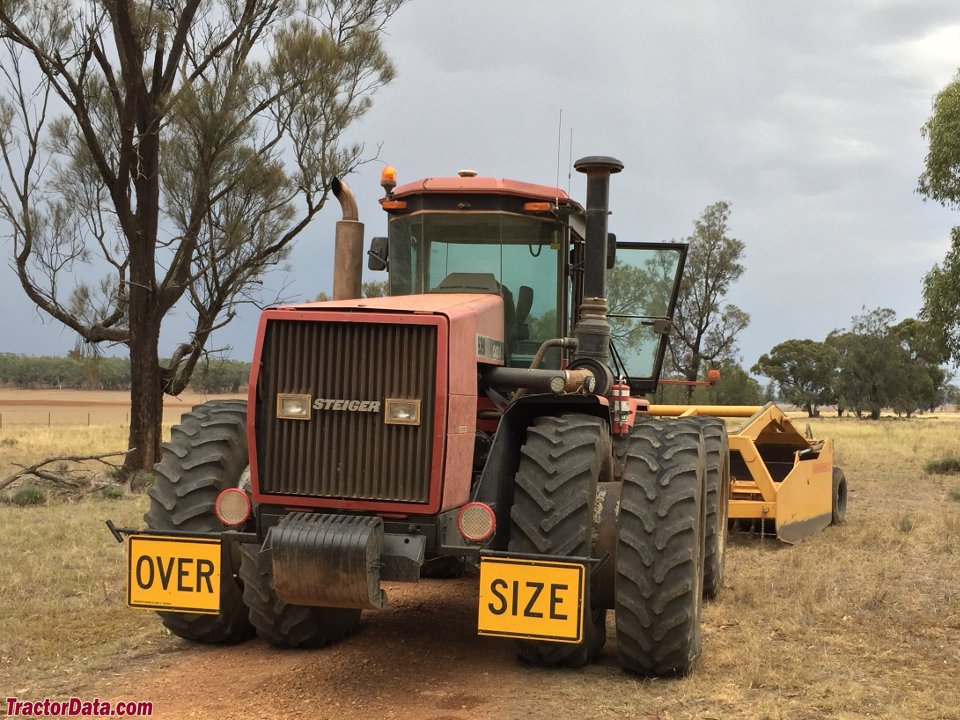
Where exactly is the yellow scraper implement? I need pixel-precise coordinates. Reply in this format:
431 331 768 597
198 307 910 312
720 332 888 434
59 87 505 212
646 403 843 543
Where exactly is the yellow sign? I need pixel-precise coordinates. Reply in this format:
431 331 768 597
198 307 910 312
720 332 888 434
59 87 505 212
477 556 585 643
127 535 222 614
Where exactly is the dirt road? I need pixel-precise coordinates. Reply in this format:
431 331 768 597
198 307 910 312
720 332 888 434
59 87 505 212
78 577 651 720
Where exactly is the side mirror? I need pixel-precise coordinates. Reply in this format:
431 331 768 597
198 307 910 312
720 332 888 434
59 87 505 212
606 233 617 269
367 236 389 271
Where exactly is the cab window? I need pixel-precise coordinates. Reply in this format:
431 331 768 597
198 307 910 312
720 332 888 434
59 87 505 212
389 212 565 367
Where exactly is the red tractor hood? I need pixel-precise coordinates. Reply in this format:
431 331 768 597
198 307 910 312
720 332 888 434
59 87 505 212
270 292 506 367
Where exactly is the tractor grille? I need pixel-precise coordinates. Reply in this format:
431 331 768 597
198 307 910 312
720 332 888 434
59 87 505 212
255 317 438 504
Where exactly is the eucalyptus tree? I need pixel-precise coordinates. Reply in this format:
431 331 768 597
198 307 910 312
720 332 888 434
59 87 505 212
752 339 837 417
667 201 750 399
0 0 404 475
919 72 960 363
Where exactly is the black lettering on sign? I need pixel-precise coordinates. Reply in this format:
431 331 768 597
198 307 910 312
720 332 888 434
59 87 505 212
196 559 215 593
157 556 175 590
177 557 194 592
488 579 508 615
485 574 577 622
549 583 568 620
524 582 544 618
135 556 154 590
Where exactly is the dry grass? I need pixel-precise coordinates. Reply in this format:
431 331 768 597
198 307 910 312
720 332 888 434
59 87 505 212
0 425 133 481
673 414 960 719
0 494 181 697
2 406 960 717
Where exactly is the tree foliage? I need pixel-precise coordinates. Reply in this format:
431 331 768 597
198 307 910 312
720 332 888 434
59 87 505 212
920 226 960 364
361 279 388 297
750 308 951 419
0 352 249 391
890 317 950 414
710 360 764 405
0 0 404 474
655 360 763 405
752 339 837 417
667 201 750 396
918 70 960 208
918 72 960 365
754 310 948 419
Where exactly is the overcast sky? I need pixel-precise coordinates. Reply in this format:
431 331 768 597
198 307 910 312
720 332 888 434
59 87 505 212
3 0 960 376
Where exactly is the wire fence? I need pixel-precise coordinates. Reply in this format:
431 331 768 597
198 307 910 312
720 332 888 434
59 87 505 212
0 405 223 430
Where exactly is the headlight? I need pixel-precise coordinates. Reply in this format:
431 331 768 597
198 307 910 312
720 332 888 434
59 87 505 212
384 398 421 426
277 393 311 420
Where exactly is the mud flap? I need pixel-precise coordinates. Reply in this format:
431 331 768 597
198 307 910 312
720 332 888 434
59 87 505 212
271 513 387 610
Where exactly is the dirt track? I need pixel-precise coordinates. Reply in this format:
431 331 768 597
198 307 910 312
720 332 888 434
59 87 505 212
79 577 644 720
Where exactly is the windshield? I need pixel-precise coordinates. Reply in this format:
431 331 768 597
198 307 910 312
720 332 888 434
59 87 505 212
607 243 686 389
389 212 564 367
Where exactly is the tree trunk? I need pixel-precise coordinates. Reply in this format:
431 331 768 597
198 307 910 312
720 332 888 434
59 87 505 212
123 214 164 479
124 320 165 478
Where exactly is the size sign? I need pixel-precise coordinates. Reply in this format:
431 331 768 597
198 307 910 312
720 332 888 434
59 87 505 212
477 556 585 643
126 535 222 614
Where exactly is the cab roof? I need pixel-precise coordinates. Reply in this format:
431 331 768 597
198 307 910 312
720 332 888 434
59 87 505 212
388 176 584 213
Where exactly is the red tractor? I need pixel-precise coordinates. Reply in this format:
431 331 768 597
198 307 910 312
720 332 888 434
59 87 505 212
118 156 729 676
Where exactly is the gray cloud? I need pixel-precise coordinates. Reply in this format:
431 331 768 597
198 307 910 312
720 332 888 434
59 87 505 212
3 1 959 378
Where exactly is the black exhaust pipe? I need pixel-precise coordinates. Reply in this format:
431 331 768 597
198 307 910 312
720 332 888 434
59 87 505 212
570 155 623 396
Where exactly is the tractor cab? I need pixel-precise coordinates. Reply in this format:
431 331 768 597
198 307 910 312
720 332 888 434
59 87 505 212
370 168 686 391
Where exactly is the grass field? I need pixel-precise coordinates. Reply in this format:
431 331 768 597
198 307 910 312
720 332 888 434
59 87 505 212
2 396 960 718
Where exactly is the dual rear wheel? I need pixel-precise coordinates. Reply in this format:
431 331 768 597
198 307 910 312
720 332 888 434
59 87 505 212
511 412 715 676
614 418 708 676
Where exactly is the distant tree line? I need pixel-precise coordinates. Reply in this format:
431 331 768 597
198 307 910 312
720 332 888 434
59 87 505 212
0 354 250 393
752 308 953 418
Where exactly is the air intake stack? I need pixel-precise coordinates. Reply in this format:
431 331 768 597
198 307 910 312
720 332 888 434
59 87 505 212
570 156 623 396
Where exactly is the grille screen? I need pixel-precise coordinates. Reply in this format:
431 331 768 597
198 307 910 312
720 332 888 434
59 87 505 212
256 317 438 503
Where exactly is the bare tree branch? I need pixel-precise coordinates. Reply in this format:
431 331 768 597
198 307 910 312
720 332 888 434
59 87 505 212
0 449 132 490
0 0 407 475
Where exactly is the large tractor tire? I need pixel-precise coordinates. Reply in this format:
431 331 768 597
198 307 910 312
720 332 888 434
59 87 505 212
615 418 707 676
239 543 361 648
509 413 611 667
831 467 848 525
693 417 730 599
145 400 255 643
